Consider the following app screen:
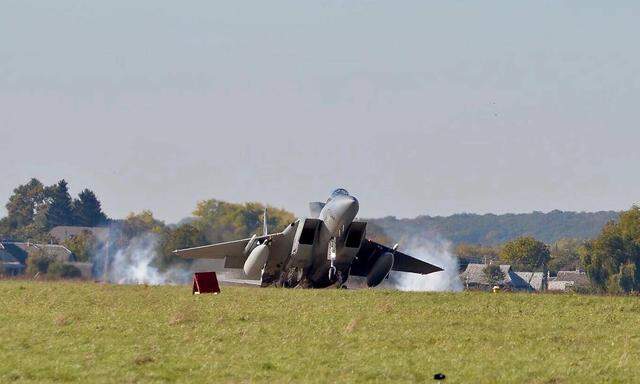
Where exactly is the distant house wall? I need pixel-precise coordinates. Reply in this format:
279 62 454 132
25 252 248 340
548 270 591 292
548 281 575 291
1 249 26 276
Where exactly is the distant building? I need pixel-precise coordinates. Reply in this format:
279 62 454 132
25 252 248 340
461 263 545 291
512 271 545 291
548 270 591 292
2 242 76 263
548 280 575 291
556 270 590 287
0 241 93 279
0 243 25 276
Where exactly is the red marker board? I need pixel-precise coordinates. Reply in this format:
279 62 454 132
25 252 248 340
192 272 220 294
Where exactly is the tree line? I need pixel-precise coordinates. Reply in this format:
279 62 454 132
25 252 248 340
371 210 620 246
0 178 108 242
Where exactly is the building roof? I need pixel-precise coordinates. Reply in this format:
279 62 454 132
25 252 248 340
0 242 28 264
556 270 590 287
461 263 544 291
0 244 26 272
49 226 110 243
1 242 75 263
512 272 544 291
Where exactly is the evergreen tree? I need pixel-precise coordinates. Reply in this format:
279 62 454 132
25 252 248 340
73 189 108 227
45 180 75 228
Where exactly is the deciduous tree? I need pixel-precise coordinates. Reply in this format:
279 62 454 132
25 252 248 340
192 199 295 243
581 206 640 293
159 224 207 268
121 210 165 239
548 238 584 273
5 178 47 229
500 236 550 270
63 230 98 262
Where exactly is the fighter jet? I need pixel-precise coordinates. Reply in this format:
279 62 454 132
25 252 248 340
174 189 442 288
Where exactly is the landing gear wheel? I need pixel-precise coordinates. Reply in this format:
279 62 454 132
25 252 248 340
333 270 346 289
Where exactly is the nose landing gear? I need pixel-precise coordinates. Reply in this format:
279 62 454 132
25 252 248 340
328 264 337 280
327 237 337 280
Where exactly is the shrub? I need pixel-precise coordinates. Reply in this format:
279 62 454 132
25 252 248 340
26 249 52 276
63 230 97 262
48 262 82 279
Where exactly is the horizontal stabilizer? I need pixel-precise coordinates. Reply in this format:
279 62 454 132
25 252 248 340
350 239 443 276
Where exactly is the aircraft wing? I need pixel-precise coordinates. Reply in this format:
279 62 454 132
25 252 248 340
175 220 299 278
351 239 443 276
174 234 276 269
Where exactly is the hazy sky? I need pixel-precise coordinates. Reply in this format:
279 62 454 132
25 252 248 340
1 1 639 222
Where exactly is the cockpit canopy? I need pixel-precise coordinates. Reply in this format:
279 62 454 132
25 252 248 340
330 188 350 199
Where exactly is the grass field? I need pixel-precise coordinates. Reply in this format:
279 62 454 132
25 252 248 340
2 281 640 383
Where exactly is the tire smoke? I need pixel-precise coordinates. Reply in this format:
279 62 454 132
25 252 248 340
92 229 191 285
387 237 463 292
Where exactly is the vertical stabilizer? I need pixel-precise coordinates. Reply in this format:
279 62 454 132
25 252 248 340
309 202 326 218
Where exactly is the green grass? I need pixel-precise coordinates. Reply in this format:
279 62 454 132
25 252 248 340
1 281 640 383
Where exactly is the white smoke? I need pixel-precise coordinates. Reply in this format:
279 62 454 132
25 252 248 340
386 237 463 292
93 231 192 285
